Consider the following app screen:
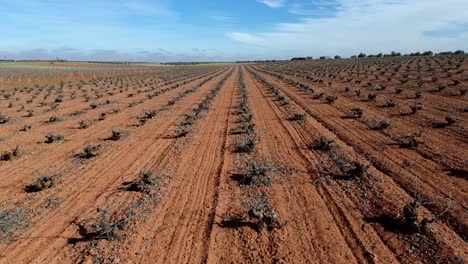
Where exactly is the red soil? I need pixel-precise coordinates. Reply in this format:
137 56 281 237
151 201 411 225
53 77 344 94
0 57 466 263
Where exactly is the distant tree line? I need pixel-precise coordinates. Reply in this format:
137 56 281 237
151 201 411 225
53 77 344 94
291 50 465 61
351 50 465 59
236 60 283 63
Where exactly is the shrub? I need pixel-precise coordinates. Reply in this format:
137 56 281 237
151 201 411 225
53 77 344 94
81 145 101 159
368 120 390 130
0 145 21 161
98 112 106 121
367 93 377 101
0 208 29 241
173 126 190 138
339 161 369 180
415 90 422 99
410 104 422 114
110 129 127 141
240 192 283 232
71 110 84 116
384 99 396 108
436 84 447 92
398 132 422 148
234 134 258 153
47 116 63 123
325 95 337 104
445 116 456 125
20 125 31 132
310 137 335 151
431 116 457 128
0 113 9 124
25 174 62 192
312 93 324 99
74 208 131 242
349 107 364 118
248 206 279 232
78 120 89 129
287 112 306 122
121 171 162 194
237 159 282 186
333 161 370 180
45 134 64 144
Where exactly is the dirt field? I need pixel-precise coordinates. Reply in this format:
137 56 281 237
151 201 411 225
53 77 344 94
0 57 466 263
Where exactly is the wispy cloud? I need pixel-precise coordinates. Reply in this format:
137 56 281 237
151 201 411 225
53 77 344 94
228 0 468 57
288 0 340 17
423 22 468 38
257 0 286 8
225 32 264 45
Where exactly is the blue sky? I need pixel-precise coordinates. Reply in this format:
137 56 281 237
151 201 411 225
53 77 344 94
0 0 467 62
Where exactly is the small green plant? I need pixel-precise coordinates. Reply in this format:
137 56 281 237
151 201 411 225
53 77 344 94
245 193 282 232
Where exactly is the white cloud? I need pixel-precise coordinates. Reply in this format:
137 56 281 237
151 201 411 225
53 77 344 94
288 0 340 16
257 0 286 8
229 0 468 58
225 32 265 45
